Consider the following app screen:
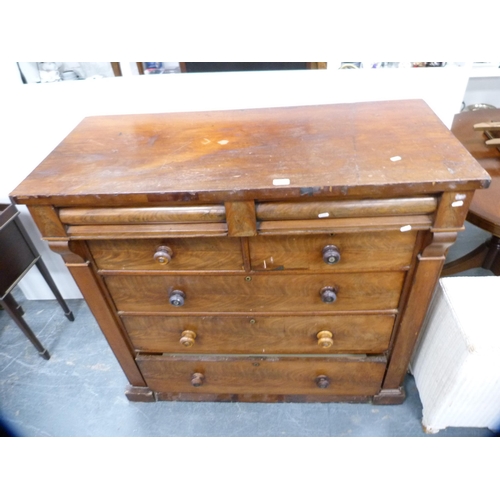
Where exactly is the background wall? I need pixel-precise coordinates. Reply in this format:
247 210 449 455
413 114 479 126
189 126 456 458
1 62 486 299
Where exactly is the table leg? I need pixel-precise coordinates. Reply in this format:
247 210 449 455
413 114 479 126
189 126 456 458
0 293 50 359
35 259 74 321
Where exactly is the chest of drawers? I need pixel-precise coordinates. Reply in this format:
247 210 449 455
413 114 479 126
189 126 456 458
10 100 490 403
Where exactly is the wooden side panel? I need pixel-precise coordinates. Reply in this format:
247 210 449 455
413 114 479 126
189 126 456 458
122 314 395 354
137 355 386 396
66 263 146 387
104 272 405 313
382 256 447 390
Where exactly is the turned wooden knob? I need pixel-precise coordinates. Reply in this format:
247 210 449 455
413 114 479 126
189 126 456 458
317 330 333 348
320 286 337 303
154 245 173 265
315 375 330 389
169 290 185 307
180 330 196 347
322 245 341 265
191 372 205 387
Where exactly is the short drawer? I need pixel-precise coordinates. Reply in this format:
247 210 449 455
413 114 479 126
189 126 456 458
136 354 387 396
122 314 395 354
106 272 405 313
88 237 243 271
249 231 417 272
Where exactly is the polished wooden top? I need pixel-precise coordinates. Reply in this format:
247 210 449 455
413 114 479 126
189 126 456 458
11 100 490 206
451 109 500 236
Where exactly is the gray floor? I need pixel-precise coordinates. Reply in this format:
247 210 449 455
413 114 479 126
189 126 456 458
0 222 496 437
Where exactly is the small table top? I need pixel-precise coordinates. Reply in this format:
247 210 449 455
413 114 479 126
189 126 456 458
451 109 500 236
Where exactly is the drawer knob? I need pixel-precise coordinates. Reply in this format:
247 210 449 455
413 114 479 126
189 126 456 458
180 330 196 347
154 245 173 265
317 330 334 348
191 372 205 387
320 286 337 303
322 245 341 265
315 375 330 389
169 290 186 307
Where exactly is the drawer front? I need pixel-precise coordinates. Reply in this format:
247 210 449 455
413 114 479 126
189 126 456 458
136 355 387 396
88 237 243 271
106 272 405 313
249 231 417 272
122 314 395 354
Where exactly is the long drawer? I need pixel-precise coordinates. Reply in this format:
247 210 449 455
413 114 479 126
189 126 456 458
122 314 395 354
136 354 387 396
105 272 405 313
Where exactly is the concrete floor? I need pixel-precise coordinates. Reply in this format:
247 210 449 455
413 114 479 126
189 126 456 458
0 222 496 437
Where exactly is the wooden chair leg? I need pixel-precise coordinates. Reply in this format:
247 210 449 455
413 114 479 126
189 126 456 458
442 242 490 276
1 293 50 359
442 236 500 276
483 236 500 276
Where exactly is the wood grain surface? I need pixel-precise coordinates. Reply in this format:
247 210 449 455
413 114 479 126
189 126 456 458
256 197 437 220
59 205 226 225
8 100 491 404
88 237 244 270
10 101 489 206
249 231 417 272
105 272 405 313
122 314 395 354
136 354 386 396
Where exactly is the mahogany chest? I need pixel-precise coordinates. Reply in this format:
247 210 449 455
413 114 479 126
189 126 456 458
10 100 490 403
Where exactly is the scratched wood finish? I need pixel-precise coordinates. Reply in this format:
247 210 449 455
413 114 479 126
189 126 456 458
105 272 405 313
10 101 489 207
88 237 243 270
256 197 437 220
59 205 226 225
122 314 395 354
136 354 386 396
249 231 417 272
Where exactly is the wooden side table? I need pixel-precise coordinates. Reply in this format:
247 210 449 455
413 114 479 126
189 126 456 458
0 204 74 359
442 109 500 276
